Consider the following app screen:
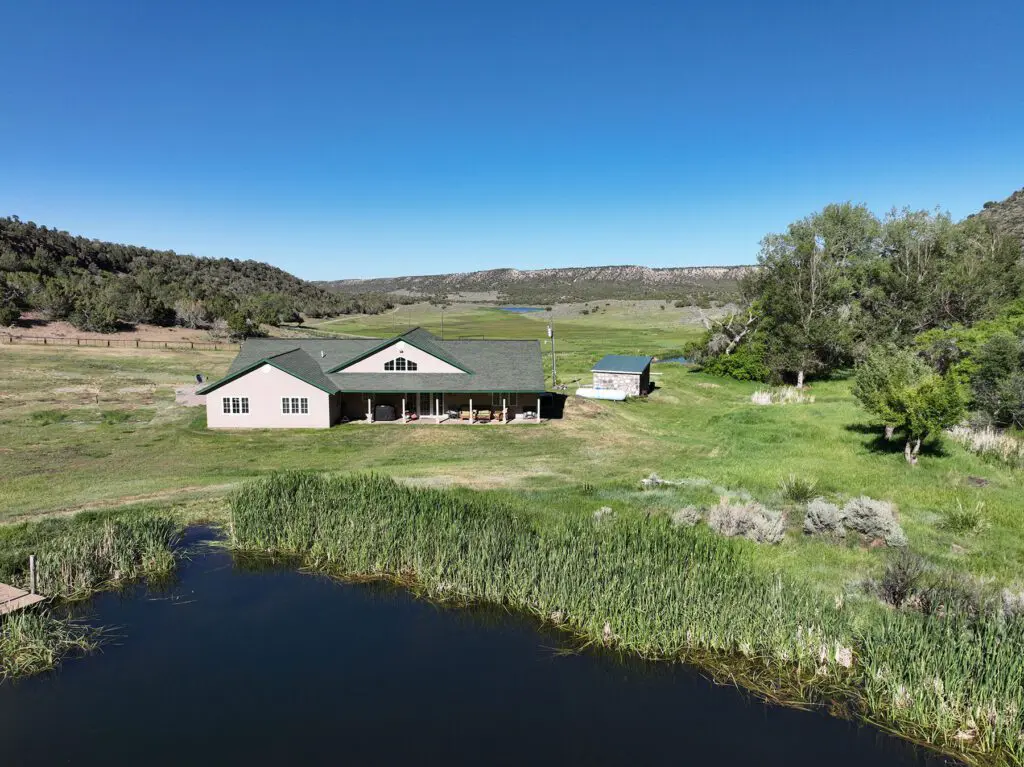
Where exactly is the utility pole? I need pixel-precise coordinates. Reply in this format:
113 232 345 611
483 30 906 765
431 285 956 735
547 323 556 386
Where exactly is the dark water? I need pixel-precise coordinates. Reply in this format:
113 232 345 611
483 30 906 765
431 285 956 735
499 306 545 313
657 355 689 363
0 535 949 767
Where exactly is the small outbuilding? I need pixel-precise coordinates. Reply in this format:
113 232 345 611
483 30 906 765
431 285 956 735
591 354 653 397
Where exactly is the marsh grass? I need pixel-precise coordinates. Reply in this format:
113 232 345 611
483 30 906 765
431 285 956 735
0 515 182 599
0 512 183 681
230 472 1024 765
0 612 98 680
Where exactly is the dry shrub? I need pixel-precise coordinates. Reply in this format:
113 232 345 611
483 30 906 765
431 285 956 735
706 497 786 544
670 506 702 527
804 498 845 537
843 496 907 548
751 386 815 405
948 425 1024 468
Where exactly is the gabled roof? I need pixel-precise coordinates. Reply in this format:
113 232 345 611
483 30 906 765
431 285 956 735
197 328 546 396
592 354 653 375
196 347 341 395
327 327 473 374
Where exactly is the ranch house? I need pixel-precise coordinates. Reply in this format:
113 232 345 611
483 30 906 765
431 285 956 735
197 327 547 429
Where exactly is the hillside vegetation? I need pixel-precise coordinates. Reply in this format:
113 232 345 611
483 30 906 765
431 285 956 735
690 197 1024 464
0 217 397 334
972 186 1024 249
320 264 751 304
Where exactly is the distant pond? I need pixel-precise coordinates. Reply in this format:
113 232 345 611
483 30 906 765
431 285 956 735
0 532 945 766
499 306 545 313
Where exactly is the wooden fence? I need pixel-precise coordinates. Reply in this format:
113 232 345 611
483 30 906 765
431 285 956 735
1 334 240 352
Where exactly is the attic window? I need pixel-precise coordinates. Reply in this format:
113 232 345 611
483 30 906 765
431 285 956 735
384 357 417 372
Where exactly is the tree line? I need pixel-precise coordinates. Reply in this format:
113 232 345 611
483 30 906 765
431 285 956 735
0 217 401 335
690 203 1024 462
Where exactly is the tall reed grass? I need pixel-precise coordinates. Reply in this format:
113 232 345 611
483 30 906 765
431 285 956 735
0 514 183 681
0 516 181 599
949 425 1024 469
231 472 1024 765
0 612 98 680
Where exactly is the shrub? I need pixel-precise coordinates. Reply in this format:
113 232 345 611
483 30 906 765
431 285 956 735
780 474 817 503
702 341 772 382
879 550 927 608
670 506 702 527
804 498 845 537
706 498 786 544
843 496 907 547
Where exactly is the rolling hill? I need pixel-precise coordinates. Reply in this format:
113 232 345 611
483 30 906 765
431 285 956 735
319 265 753 304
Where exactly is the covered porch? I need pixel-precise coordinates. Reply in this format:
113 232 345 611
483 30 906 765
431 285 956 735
338 392 544 424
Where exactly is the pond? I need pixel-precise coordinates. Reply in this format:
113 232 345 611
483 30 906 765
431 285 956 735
499 306 545 313
0 533 946 766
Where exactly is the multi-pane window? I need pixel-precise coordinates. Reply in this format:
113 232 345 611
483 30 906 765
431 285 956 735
223 397 248 415
282 397 309 415
383 357 418 371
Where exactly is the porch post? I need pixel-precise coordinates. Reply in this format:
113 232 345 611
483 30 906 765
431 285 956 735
469 398 474 424
435 397 439 421
536 397 541 422
502 398 507 423
402 397 406 422
367 396 373 423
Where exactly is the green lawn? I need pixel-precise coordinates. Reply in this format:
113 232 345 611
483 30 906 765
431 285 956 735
2 303 1021 591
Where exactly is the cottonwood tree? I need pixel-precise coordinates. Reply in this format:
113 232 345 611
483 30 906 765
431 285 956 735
852 345 930 440
853 347 966 464
750 203 880 386
697 304 758 357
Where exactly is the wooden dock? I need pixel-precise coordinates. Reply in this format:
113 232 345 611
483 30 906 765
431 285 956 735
0 583 45 616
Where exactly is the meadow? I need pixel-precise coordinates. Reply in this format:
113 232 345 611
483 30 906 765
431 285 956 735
1 300 1022 591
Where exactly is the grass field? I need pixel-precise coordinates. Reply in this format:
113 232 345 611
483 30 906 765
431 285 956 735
1 302 1022 592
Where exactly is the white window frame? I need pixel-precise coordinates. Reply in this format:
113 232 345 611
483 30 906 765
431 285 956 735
384 357 418 372
282 396 309 415
224 396 248 415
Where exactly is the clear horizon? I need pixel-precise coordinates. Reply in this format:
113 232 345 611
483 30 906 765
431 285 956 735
2 1 1021 281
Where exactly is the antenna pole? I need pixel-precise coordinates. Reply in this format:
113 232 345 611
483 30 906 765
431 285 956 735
547 323 556 387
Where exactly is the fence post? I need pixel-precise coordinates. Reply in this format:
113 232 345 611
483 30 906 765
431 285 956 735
29 555 37 595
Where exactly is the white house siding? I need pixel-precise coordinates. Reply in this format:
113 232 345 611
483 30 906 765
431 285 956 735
206 364 334 429
340 341 465 374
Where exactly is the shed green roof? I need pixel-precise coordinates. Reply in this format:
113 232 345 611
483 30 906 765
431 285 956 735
591 354 653 375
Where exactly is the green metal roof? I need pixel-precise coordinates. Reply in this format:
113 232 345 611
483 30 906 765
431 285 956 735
591 354 653 375
197 346 342 395
198 328 545 395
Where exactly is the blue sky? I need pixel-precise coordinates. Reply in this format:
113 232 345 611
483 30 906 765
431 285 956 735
2 1 1022 280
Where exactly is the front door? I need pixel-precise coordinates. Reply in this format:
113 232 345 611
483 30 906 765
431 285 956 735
419 392 433 416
